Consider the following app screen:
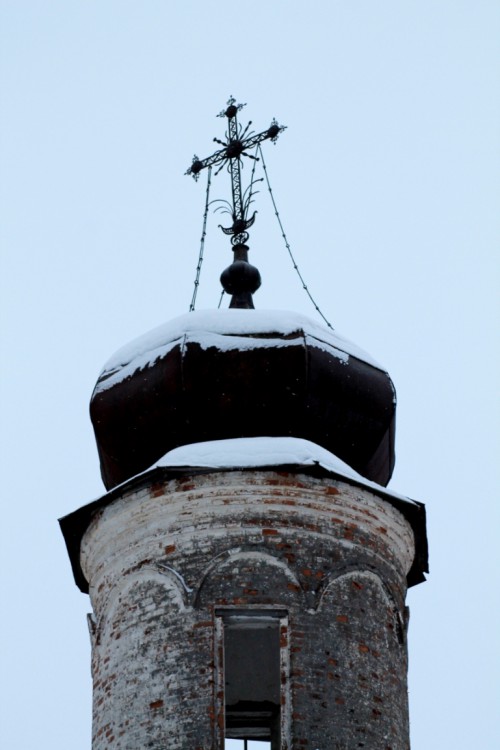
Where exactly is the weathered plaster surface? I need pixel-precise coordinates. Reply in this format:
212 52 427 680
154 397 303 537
81 470 414 750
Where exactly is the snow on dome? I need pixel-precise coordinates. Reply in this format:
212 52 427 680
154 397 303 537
154 437 417 507
96 309 384 393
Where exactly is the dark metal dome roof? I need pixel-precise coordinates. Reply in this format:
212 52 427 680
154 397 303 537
90 310 396 491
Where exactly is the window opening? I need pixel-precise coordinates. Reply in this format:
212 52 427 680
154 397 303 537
217 609 287 750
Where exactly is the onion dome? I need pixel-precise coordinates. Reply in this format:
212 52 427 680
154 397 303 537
91 99 397 492
90 309 396 491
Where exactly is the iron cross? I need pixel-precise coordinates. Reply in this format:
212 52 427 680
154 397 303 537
186 96 286 245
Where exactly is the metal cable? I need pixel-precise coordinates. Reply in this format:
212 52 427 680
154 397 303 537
257 145 334 330
189 166 212 312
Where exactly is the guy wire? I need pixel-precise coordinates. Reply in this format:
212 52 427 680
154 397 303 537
257 145 334 330
189 166 212 312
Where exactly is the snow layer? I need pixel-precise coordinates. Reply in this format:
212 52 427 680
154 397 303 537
95 309 384 393
154 437 416 507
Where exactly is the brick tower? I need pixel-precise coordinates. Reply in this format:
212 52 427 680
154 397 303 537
60 100 427 750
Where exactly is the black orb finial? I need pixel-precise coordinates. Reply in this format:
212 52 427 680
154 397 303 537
220 244 262 309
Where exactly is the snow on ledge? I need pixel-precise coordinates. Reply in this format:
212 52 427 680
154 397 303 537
95 309 385 393
154 437 416 506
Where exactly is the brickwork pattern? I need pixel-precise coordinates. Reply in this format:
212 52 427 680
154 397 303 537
81 471 415 750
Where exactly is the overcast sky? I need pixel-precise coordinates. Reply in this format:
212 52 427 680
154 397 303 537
1 2 499 748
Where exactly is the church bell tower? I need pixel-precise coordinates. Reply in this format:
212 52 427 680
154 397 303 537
60 98 427 750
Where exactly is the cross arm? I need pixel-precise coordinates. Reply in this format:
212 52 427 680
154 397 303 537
185 147 229 179
186 119 285 180
240 120 285 151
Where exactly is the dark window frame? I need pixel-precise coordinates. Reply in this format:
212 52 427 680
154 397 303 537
215 607 290 750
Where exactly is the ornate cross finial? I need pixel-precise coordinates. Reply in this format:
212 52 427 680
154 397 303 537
186 97 286 309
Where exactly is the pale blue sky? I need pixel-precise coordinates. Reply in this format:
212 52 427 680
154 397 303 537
1 2 499 748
